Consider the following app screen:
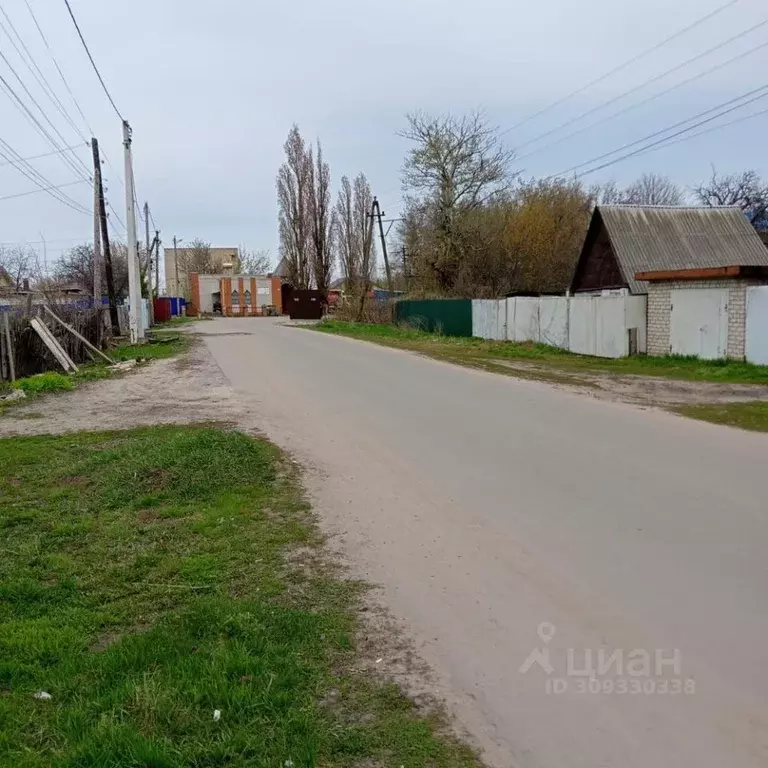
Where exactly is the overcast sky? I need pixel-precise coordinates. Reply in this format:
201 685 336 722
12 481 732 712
1 0 766 281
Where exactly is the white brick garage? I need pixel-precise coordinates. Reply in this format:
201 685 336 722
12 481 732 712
646 276 768 360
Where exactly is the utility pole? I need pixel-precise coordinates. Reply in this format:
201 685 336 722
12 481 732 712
143 203 151 293
372 197 393 292
155 230 161 297
92 137 119 335
123 121 142 342
173 235 180 298
92 170 102 305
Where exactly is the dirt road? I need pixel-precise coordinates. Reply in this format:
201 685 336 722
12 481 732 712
3 317 767 767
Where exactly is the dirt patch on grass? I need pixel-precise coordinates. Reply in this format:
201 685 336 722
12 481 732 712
487 359 768 406
0 341 257 438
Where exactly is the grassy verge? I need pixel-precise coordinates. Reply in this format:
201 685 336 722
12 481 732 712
675 402 768 432
316 320 768 385
0 426 479 767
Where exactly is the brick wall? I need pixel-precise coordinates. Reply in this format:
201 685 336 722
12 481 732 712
646 278 764 360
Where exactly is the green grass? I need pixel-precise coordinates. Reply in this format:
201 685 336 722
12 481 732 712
12 372 74 396
675 401 768 432
0 426 479 767
317 320 768 385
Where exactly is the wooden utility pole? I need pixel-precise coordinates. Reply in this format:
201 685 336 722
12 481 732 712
92 168 102 304
372 197 393 292
92 137 120 335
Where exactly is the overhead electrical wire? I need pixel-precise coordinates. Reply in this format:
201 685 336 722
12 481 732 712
22 0 95 137
0 144 86 168
0 137 90 214
0 179 86 202
649 104 768 151
0 3 88 145
501 0 739 136
516 35 768 162
62 0 124 120
567 85 768 178
512 17 768 154
0 51 92 182
19 0 130 196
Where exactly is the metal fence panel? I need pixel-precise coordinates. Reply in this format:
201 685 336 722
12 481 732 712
396 299 473 337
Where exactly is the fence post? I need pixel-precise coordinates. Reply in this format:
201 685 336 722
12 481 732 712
3 312 16 382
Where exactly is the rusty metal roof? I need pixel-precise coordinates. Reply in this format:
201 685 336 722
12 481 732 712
598 205 768 294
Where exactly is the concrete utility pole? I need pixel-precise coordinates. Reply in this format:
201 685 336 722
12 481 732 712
173 235 182 298
155 230 161 297
123 120 143 342
372 197 393 292
92 137 120 335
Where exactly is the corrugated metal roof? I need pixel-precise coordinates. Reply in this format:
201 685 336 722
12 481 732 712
598 205 768 294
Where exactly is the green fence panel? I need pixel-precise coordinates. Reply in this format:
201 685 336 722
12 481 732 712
395 299 473 337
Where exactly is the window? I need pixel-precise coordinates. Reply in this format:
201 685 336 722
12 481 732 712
231 289 239 306
244 290 252 306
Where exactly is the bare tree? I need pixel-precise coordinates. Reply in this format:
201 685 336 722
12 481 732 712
307 141 334 296
177 239 215 275
0 246 38 292
54 243 130 298
694 168 768 225
621 173 684 206
400 111 514 213
334 175 358 288
591 174 683 206
239 248 272 275
277 125 312 288
354 173 376 321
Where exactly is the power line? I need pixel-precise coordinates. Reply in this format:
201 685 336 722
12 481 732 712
501 0 739 136
22 0 95 137
650 104 768 150
0 50 92 181
0 137 90 213
555 84 768 177
0 144 87 168
517 36 768 163
0 179 86 202
62 0 124 120
0 2 88 145
512 17 768 154
573 87 768 178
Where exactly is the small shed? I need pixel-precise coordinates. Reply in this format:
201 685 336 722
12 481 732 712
571 205 768 360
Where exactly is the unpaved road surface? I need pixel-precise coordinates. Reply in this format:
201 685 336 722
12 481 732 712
4 318 768 767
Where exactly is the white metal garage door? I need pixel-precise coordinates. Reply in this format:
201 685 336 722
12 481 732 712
670 289 728 359
746 286 768 364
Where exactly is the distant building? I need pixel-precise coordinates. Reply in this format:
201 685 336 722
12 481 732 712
164 246 240 298
187 272 283 317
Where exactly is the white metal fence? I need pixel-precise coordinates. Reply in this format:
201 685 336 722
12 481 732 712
472 295 647 358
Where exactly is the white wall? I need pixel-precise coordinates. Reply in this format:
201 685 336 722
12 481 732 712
746 286 768 364
474 295 648 359
472 300 506 340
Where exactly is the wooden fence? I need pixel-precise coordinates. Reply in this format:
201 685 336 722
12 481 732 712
0 305 104 381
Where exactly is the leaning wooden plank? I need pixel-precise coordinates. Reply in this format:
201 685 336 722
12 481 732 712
30 317 78 373
3 312 15 382
44 306 114 364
